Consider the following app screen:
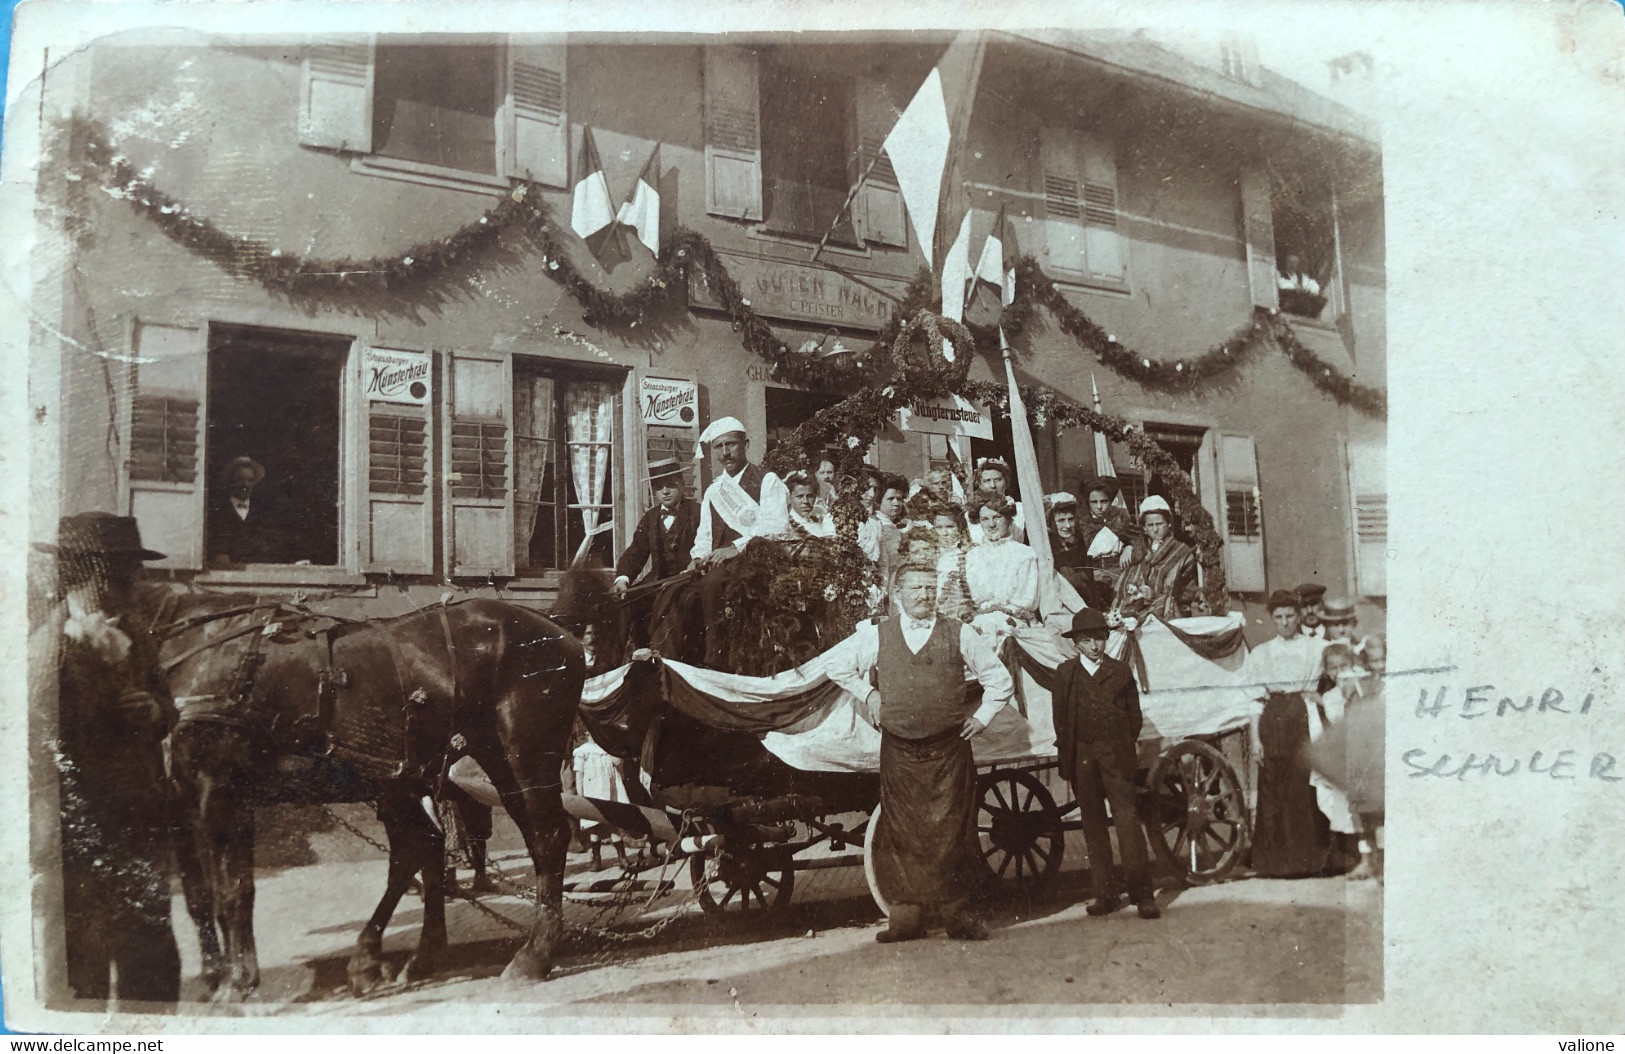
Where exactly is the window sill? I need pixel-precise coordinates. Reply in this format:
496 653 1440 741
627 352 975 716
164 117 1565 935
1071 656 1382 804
1279 310 1340 332
195 566 370 588
1050 274 1133 299
745 225 877 261
349 155 511 197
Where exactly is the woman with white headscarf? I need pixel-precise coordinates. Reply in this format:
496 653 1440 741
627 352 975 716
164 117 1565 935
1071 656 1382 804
1115 495 1198 622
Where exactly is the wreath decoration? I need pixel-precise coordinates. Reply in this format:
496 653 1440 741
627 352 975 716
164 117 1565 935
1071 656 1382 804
891 309 973 395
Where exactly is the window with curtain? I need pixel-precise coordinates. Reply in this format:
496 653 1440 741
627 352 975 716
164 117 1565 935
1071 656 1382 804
514 363 619 572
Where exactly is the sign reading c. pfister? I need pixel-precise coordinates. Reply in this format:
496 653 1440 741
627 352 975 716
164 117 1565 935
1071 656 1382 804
641 377 698 429
364 348 432 405
897 394 993 439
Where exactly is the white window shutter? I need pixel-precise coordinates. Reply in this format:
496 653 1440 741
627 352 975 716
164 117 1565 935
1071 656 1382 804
505 41 569 187
299 42 374 153
443 351 515 578
1239 164 1278 309
1081 136 1124 281
852 75 907 248
703 45 763 221
1039 128 1087 277
1347 440 1387 596
1218 433 1266 593
124 321 207 571
359 345 434 575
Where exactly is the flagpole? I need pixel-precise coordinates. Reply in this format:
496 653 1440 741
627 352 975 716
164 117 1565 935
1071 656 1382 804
809 147 889 266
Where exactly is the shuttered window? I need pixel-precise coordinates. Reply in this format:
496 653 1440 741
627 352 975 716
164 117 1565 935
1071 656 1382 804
129 396 199 484
1347 440 1386 596
1218 433 1266 593
703 45 764 220
1039 125 1126 281
448 420 508 500
367 412 427 496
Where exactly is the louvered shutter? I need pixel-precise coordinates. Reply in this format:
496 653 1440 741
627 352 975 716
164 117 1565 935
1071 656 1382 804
853 75 907 248
1347 440 1386 596
1218 433 1266 593
299 43 374 152
359 345 434 574
123 322 207 570
1239 164 1279 309
703 45 763 221
443 352 515 577
1039 129 1087 276
1081 137 1124 281
505 42 568 187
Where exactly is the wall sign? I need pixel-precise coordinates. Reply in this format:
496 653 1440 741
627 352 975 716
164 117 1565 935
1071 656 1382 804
690 250 908 332
897 394 993 440
640 376 699 428
364 347 431 405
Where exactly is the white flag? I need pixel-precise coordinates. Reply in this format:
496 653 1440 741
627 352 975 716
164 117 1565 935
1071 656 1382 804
571 127 616 241
616 143 661 255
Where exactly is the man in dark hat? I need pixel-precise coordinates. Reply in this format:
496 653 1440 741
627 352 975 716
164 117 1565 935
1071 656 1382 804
1052 608 1160 919
33 513 180 1007
206 454 285 567
1296 582 1328 640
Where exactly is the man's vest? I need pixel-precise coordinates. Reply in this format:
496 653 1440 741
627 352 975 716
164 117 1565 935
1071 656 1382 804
875 616 967 739
709 463 764 551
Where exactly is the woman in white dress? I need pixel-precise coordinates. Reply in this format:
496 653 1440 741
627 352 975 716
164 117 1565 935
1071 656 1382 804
939 495 1039 647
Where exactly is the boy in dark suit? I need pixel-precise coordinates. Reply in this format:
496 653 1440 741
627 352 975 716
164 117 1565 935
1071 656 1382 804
613 457 700 596
1053 608 1161 919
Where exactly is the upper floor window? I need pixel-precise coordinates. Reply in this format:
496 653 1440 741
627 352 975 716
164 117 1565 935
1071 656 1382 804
1271 170 1339 320
703 45 908 249
298 38 569 190
373 44 500 175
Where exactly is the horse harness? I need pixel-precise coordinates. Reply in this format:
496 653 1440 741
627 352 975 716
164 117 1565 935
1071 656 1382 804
160 598 363 758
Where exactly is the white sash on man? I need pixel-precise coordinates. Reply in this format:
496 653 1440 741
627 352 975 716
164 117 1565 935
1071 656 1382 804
709 469 762 539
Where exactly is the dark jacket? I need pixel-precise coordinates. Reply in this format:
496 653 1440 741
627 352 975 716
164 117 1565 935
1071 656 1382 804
1053 653 1143 781
616 498 701 584
206 491 288 565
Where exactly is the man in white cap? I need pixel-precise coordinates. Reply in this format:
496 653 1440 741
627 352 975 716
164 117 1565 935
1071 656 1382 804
687 416 789 664
1115 495 1198 622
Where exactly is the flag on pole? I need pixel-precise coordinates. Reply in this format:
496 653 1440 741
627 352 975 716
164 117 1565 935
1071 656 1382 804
1004 328 1085 616
881 32 987 274
570 126 616 241
971 204 1017 308
616 142 662 255
1091 372 1129 512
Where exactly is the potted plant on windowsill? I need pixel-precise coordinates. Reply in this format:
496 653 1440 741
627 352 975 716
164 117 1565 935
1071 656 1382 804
1278 288 1327 319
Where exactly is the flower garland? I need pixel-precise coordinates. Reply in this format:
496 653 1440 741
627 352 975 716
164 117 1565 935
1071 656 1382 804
716 535 878 675
65 114 1382 419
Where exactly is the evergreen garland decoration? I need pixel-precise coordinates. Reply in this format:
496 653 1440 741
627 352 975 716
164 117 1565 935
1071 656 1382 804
66 114 1382 419
716 535 879 675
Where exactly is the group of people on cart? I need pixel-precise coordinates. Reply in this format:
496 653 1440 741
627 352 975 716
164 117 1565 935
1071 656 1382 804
592 411 1387 942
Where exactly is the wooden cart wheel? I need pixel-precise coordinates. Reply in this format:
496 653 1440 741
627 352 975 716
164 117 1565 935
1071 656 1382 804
689 846 795 916
1145 739 1251 886
976 770 1065 894
862 803 889 917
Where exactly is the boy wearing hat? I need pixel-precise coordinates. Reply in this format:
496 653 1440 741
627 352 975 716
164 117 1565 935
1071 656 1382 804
32 513 180 1006
1053 609 1160 919
613 457 701 597
1321 596 1359 644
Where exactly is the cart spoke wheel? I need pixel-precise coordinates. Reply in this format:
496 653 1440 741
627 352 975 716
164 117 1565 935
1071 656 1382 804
1147 739 1252 886
690 849 795 918
976 771 1065 896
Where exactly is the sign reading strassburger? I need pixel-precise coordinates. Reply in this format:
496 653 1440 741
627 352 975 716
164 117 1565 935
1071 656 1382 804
897 394 993 439
364 347 432 405
641 377 698 429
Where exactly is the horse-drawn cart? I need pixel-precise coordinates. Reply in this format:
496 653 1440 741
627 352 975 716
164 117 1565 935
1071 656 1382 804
513 611 1257 919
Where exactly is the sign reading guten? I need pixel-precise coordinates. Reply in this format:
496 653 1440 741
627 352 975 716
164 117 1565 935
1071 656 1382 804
690 251 907 332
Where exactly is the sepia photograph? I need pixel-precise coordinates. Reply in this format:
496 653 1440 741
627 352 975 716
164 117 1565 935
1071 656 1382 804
0 0 1620 1036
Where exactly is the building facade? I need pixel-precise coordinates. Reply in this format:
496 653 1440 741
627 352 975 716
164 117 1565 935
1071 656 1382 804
30 29 1386 638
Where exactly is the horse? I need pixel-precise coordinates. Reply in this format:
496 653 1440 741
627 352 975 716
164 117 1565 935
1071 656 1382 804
154 592 585 1000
